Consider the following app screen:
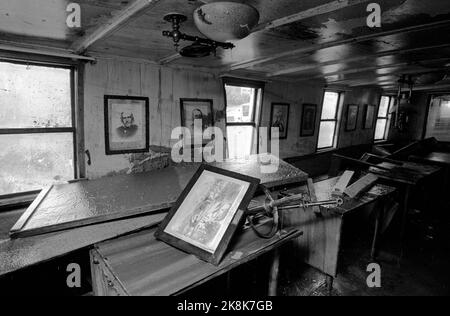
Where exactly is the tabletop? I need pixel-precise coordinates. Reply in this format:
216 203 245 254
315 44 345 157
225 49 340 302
409 151 450 166
10 155 308 238
93 225 302 296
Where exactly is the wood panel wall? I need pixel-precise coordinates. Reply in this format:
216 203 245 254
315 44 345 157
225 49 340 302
261 82 382 159
83 58 225 179
83 57 383 179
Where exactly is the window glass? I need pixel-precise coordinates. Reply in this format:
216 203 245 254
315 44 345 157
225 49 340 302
374 119 387 141
0 62 72 128
225 85 255 123
321 91 339 120
317 121 336 149
0 133 74 195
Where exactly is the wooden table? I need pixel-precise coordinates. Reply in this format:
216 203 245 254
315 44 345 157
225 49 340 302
280 177 396 292
10 155 308 238
90 224 302 296
409 152 450 167
1 156 308 277
368 161 441 261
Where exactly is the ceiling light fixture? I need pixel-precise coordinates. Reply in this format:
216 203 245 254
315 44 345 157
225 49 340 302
193 1 260 42
162 13 235 58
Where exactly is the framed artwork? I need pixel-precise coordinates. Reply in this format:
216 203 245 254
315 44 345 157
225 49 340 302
104 95 149 155
300 103 317 137
155 165 260 265
363 104 376 129
345 104 359 132
270 103 290 139
180 98 214 144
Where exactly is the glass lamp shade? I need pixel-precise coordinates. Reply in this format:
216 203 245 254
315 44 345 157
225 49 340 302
193 2 260 42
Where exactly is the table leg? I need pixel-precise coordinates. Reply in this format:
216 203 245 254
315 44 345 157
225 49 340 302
371 201 385 261
268 249 280 296
325 275 334 296
398 185 411 264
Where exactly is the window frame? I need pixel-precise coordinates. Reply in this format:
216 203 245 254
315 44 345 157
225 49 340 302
316 90 342 151
374 95 394 142
0 58 79 200
223 77 265 156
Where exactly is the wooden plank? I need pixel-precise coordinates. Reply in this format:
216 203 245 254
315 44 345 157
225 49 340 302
0 213 165 277
344 174 378 199
71 0 163 53
228 19 450 71
254 0 371 33
296 57 450 82
269 43 450 77
94 225 301 296
10 186 53 234
0 41 96 62
10 165 198 238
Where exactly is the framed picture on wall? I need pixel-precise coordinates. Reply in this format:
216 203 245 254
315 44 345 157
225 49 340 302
345 104 359 132
180 98 214 144
300 103 317 137
270 103 290 139
363 104 376 129
155 165 260 265
104 95 149 155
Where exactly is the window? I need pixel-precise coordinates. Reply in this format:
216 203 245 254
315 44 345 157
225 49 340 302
0 60 76 197
224 78 264 159
317 91 341 150
425 94 450 142
374 96 394 141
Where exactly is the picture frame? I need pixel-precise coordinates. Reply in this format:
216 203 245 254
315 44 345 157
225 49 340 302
345 104 359 132
270 103 290 139
104 95 150 155
300 103 317 137
155 165 260 266
180 98 214 144
363 104 376 129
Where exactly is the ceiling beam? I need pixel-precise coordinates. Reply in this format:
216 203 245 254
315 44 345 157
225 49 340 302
268 43 450 77
383 83 450 92
295 57 450 81
253 0 371 32
228 19 450 71
0 41 96 62
326 67 450 85
71 0 162 53
159 0 371 65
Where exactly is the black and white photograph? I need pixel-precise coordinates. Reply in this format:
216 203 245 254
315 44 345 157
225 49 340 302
270 103 290 139
180 98 214 140
300 103 317 137
345 104 359 131
156 165 259 265
2 0 450 300
104 95 149 155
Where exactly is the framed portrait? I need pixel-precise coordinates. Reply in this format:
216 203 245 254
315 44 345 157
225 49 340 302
363 104 376 129
104 95 149 155
345 104 359 132
300 103 317 137
155 165 260 266
180 98 214 144
270 103 290 139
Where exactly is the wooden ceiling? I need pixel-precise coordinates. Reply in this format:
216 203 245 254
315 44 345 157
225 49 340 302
1 0 450 91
